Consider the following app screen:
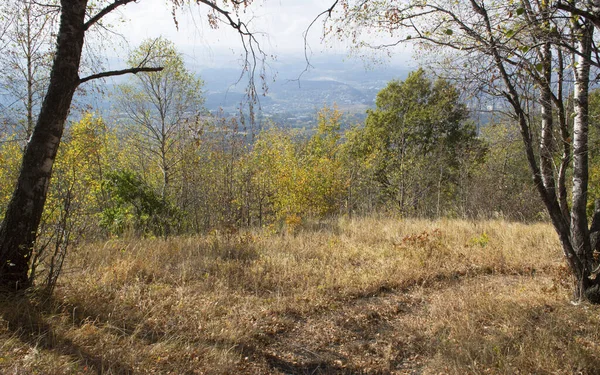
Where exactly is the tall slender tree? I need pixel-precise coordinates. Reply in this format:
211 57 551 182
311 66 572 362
118 37 204 205
0 0 59 140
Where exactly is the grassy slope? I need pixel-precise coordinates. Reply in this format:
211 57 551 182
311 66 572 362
1 218 599 374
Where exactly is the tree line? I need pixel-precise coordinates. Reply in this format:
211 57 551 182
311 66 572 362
1 43 552 289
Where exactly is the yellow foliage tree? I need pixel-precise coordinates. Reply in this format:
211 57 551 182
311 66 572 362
303 106 348 217
32 113 120 288
247 106 349 227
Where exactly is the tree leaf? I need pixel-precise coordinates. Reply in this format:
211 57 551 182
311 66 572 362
535 63 544 72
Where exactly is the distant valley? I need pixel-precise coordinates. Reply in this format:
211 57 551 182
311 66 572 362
1 55 414 131
196 55 412 129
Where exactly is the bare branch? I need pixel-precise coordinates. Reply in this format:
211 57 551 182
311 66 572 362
84 0 138 31
30 0 61 8
555 1 600 30
79 67 163 84
190 0 268 129
295 1 340 81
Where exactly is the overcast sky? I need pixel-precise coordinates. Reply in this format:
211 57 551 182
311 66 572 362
105 0 413 69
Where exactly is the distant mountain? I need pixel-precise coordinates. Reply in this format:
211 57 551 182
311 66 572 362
1 55 414 130
199 55 414 122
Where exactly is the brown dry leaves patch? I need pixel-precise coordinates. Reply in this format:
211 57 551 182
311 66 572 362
1 218 598 374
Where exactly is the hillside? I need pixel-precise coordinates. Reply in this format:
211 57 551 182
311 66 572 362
1 218 598 374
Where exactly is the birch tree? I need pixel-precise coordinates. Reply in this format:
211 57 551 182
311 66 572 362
118 37 204 208
0 0 59 139
326 0 600 302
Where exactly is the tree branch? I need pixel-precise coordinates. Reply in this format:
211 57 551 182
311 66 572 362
295 1 340 81
84 0 138 31
196 0 241 31
79 67 163 85
192 0 268 130
555 1 600 30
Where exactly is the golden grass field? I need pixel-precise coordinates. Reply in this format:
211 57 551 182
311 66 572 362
1 217 599 374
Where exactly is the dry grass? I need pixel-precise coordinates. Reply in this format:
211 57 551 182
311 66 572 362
1 217 598 374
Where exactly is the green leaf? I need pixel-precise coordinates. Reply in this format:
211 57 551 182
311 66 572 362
445 29 453 35
516 7 525 16
535 63 544 72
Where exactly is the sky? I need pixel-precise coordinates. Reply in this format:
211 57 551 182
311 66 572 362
106 0 413 69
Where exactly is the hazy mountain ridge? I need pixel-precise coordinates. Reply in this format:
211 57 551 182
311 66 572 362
1 56 413 130
200 56 413 122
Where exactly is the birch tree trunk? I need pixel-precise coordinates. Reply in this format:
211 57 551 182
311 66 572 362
570 20 600 301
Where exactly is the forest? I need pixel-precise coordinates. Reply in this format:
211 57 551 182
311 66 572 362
2 0 600 374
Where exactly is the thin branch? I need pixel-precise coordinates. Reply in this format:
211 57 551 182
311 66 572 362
296 0 340 81
30 1 61 9
194 0 268 128
84 0 138 31
196 0 245 32
79 67 163 84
